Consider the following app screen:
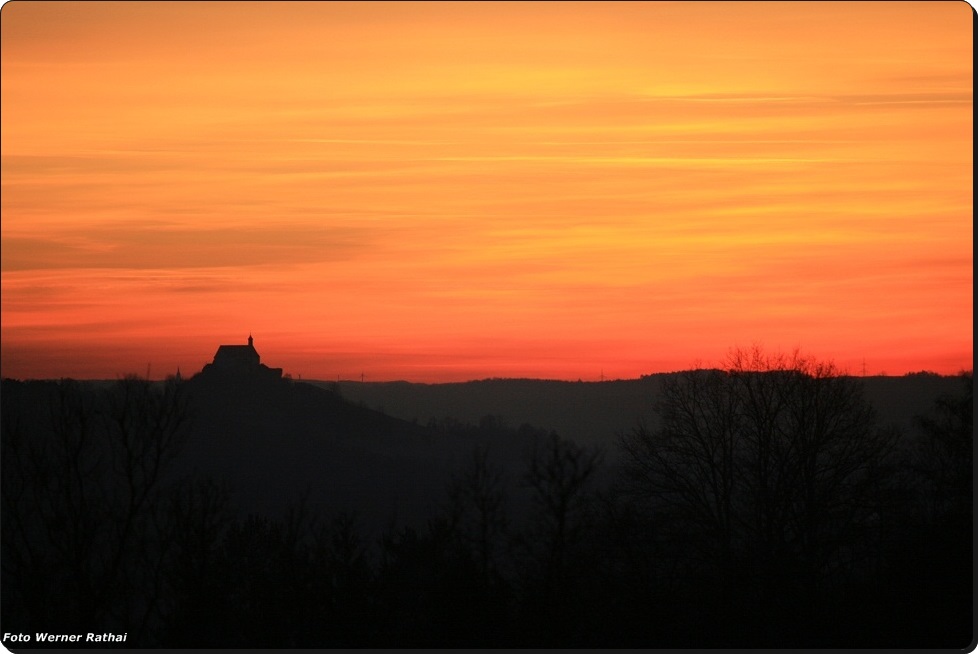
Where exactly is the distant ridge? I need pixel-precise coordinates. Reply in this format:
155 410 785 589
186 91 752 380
311 372 967 447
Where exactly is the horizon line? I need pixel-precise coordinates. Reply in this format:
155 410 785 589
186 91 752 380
2 368 972 386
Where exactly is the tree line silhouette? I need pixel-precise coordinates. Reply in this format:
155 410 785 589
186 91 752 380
1 348 972 647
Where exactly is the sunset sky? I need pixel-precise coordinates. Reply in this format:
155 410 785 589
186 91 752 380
1 1 972 382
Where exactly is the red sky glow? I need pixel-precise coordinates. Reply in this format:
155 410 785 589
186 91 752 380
1 1 972 382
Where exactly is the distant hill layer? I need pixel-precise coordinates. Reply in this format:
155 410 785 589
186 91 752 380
314 373 966 446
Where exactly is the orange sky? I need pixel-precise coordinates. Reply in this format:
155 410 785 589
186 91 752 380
1 1 972 382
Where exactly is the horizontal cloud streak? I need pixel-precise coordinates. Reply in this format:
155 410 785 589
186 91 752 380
1 224 374 272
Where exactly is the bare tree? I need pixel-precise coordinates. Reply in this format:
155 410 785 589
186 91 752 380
619 348 896 600
521 433 603 594
1 375 193 642
446 445 509 585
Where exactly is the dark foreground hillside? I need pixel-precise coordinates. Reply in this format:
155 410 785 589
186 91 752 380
1 366 972 648
177 371 460 526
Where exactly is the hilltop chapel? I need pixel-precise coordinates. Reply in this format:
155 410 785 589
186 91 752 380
200 334 283 379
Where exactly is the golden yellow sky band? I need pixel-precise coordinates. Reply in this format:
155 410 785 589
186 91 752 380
1 1 972 381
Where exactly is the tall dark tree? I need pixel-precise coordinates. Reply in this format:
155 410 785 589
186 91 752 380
445 444 509 586
514 432 603 645
911 371 973 521
877 371 974 648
